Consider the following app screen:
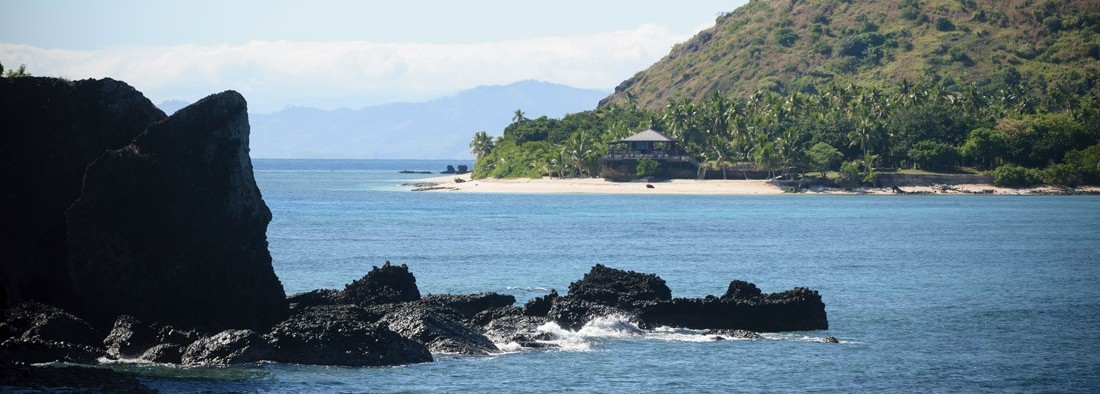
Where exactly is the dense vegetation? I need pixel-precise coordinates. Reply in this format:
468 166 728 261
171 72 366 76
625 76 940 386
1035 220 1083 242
471 0 1100 187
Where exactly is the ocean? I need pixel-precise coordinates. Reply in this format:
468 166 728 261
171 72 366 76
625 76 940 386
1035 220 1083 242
139 159 1100 393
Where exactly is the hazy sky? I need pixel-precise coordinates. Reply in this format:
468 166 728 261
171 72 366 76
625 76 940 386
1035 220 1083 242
1 1 747 112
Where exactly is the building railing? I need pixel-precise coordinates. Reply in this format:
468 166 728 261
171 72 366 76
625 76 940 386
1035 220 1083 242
601 151 699 165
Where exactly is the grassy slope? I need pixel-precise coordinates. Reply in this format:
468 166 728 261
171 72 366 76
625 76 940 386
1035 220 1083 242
602 0 1100 110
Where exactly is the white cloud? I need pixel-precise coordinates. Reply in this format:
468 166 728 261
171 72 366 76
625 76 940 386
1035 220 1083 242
0 24 689 113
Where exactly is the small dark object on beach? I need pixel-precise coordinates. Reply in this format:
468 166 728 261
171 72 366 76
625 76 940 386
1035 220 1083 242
454 178 466 183
646 184 655 189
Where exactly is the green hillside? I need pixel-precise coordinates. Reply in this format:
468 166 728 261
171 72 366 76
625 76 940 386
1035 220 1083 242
601 0 1100 110
469 0 1100 187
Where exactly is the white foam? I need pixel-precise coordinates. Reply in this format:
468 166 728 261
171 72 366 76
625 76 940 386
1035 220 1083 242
533 314 643 351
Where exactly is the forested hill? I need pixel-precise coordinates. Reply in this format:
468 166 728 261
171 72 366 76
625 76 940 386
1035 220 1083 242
601 0 1100 110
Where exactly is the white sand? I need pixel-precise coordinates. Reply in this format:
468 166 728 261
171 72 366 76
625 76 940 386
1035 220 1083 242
412 174 785 195
408 174 1100 196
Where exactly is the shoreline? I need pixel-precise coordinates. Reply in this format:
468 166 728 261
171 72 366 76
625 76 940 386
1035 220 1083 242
405 174 1100 196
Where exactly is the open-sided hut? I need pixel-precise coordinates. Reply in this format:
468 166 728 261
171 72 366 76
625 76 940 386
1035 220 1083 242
597 129 699 181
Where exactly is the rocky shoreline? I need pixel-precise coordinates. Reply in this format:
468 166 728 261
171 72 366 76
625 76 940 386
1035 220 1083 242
0 77 827 391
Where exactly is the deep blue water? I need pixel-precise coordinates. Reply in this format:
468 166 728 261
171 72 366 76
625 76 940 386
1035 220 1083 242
140 159 1100 393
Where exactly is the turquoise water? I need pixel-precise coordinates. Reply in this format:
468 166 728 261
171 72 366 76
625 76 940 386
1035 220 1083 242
143 159 1100 392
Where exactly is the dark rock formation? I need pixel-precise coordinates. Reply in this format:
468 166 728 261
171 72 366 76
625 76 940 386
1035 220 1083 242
342 262 421 306
0 77 165 308
565 264 671 309
65 90 287 331
267 304 432 366
103 315 199 360
181 329 274 366
0 302 104 363
481 314 553 347
141 343 186 364
420 292 516 322
522 290 558 317
541 265 827 333
377 304 499 355
287 289 343 313
702 329 763 340
636 287 828 332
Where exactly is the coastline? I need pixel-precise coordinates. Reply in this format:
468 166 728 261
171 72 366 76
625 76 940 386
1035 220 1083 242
406 174 1100 195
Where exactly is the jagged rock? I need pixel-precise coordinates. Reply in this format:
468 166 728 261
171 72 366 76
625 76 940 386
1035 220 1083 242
721 280 763 301
287 289 342 313
546 297 623 331
824 336 840 343
420 292 516 322
522 290 558 317
341 262 421 306
181 329 274 366
565 264 671 309
140 343 185 364
266 305 431 367
0 302 104 364
471 306 523 328
2 302 101 347
0 77 165 309
377 304 498 355
481 314 554 348
103 315 199 360
65 90 288 331
635 287 828 332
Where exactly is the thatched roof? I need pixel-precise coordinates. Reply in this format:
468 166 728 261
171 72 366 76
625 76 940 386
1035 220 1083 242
616 129 674 143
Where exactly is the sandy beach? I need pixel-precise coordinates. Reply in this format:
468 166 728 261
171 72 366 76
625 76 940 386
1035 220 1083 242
406 174 1100 195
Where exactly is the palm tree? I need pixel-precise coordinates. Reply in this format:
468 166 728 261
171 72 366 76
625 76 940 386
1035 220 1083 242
469 131 494 158
512 109 527 124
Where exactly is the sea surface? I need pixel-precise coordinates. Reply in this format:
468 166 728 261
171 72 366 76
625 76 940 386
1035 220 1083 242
137 159 1100 393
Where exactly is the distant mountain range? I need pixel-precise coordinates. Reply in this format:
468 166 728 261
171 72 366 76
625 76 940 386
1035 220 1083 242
157 81 609 159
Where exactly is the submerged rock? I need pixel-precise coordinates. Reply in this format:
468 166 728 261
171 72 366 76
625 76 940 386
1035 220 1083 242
342 262 421 306
65 90 288 332
267 305 432 367
181 329 274 366
0 77 165 309
481 314 554 347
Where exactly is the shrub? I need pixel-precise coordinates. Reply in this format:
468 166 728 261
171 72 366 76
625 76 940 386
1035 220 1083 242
1041 163 1081 187
636 158 659 179
807 142 843 177
774 28 799 47
935 17 956 32
993 164 1042 187
838 160 863 188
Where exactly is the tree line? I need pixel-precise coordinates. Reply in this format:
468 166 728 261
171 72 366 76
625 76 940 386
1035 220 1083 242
471 76 1100 187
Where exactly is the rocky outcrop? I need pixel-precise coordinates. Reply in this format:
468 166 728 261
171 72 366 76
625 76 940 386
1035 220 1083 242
102 315 199 362
376 303 499 355
0 77 165 309
420 292 516 323
181 329 274 366
565 264 671 309
534 265 828 333
65 90 287 331
341 262 421 306
266 305 432 366
0 302 104 363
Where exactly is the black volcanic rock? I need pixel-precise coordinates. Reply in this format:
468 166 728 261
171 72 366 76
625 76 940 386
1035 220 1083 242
0 302 104 363
342 262 421 306
636 286 828 332
103 315 199 360
267 304 432 366
522 290 558 317
722 280 763 301
566 264 671 309
420 292 516 322
0 77 165 308
65 90 287 332
377 304 499 355
181 329 274 366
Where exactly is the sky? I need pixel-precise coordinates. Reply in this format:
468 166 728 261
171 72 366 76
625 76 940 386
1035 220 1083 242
1 1 747 113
